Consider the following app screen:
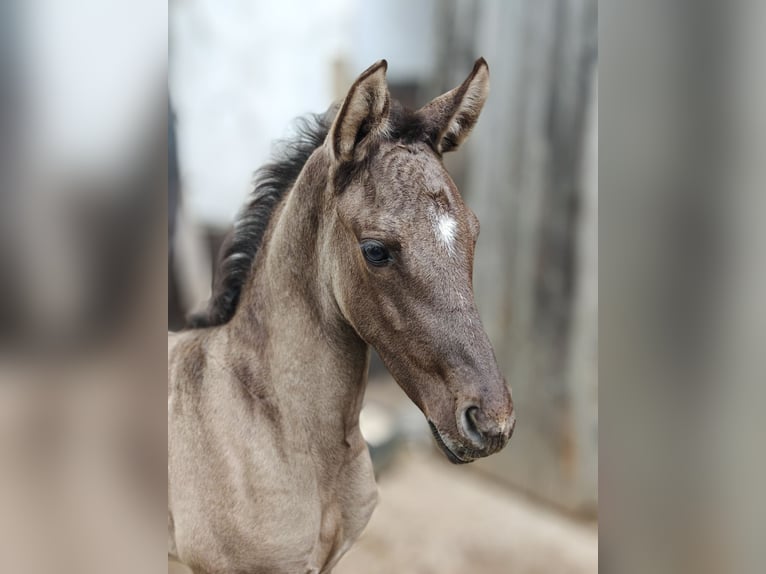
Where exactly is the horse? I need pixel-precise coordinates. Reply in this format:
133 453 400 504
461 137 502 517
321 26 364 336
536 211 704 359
168 58 515 574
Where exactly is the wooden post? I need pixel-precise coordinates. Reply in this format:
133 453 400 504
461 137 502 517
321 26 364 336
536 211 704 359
458 0 598 514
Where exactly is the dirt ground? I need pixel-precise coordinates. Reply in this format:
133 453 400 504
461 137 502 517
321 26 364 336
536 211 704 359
335 450 597 574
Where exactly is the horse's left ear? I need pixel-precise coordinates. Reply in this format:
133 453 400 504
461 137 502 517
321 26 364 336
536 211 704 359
329 60 390 163
418 58 490 154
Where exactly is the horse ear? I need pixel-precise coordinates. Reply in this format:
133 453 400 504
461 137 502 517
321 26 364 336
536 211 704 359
418 58 490 154
329 60 390 163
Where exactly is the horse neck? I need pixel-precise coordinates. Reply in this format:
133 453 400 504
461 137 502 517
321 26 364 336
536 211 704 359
229 154 370 442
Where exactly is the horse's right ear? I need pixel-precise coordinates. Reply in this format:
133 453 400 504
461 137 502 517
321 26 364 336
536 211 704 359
417 58 490 154
329 60 390 163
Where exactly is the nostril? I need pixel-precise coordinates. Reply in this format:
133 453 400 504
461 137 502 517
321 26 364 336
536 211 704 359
460 406 485 446
466 406 480 430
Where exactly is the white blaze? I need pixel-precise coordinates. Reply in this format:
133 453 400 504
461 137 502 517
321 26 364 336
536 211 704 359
437 214 458 254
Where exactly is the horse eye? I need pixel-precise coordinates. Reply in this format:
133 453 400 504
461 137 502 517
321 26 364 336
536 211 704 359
360 240 391 266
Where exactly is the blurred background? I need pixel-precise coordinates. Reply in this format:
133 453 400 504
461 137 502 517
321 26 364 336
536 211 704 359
5 1 766 573
169 1 598 572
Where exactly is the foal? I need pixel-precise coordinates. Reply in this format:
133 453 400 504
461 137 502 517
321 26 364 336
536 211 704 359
168 59 515 574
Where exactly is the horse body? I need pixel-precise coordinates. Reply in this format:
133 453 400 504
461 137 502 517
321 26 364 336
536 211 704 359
168 329 376 573
169 59 515 573
169 151 378 572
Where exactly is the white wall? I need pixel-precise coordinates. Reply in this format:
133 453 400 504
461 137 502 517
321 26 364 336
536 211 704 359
350 0 439 84
170 0 353 227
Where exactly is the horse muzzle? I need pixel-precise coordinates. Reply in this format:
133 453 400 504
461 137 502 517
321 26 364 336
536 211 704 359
428 407 515 464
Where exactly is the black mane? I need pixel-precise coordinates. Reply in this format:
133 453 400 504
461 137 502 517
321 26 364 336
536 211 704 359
187 112 333 328
186 101 429 330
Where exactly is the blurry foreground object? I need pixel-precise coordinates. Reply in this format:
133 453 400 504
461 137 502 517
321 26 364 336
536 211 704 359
601 1 766 573
0 2 167 574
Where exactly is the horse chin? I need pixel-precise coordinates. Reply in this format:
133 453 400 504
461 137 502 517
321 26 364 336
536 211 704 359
427 421 475 465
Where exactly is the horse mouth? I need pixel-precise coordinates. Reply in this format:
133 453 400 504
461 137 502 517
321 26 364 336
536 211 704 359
428 421 473 465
